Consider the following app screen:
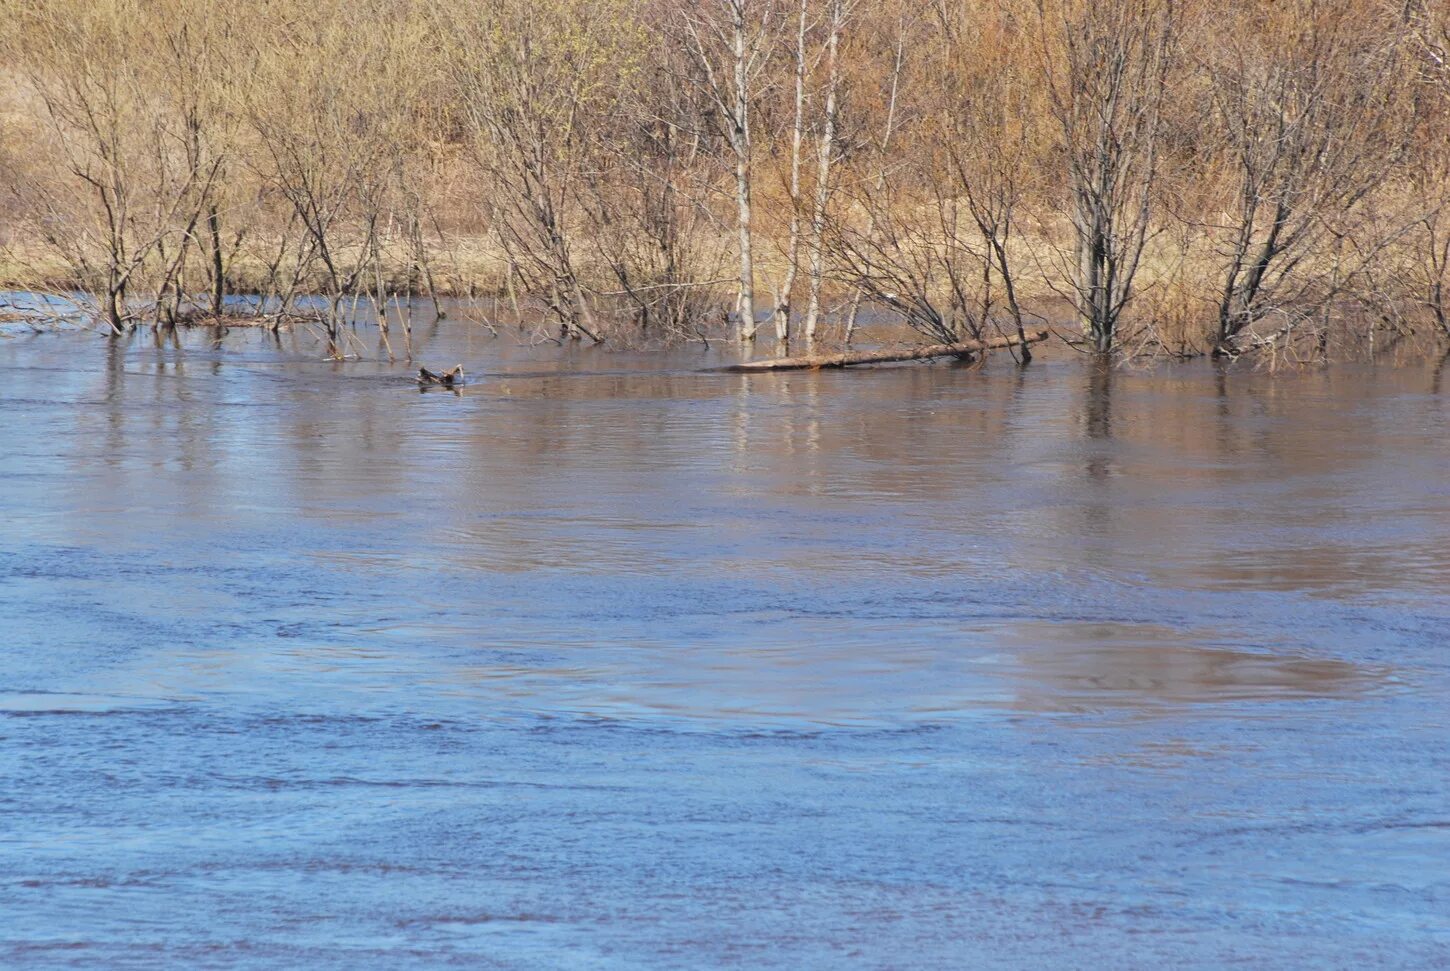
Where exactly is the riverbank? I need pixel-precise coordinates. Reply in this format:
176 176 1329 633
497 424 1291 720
7 220 1449 363
5 288 1447 375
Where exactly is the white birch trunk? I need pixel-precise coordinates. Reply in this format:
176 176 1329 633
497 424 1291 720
774 0 809 344
803 0 842 342
731 0 757 342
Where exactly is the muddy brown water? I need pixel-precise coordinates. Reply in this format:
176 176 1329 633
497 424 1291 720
2 311 1449 967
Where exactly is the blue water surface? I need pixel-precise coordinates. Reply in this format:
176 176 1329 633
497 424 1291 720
2 323 1448 968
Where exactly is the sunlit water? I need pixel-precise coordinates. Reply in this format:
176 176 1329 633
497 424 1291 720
2 314 1449 967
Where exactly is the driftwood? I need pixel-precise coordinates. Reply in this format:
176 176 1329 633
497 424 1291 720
714 330 1049 372
418 364 465 388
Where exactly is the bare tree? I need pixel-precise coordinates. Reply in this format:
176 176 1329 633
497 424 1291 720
1408 0 1450 339
8 0 227 334
827 9 992 347
801 0 849 342
437 0 644 343
841 12 908 345
829 178 993 346
1034 0 1177 353
243 2 414 353
939 1 1038 360
828 4 1034 354
771 0 811 343
578 39 733 339
679 0 775 342
1202 0 1415 355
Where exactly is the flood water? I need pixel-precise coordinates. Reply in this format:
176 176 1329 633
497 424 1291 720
2 316 1449 967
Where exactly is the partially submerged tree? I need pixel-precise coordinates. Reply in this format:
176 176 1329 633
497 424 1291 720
838 10 909 345
437 0 646 343
769 0 812 344
1033 0 1178 353
7 0 230 333
578 36 732 339
243 0 431 355
800 0 850 342
678 0 776 342
829 3 1038 353
938 1 1042 359
1408 0 1450 339
1201 0 1415 355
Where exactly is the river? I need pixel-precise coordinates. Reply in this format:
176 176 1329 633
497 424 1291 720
2 316 1448 967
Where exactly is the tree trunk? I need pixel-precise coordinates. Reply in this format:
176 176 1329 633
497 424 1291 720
732 0 757 342
716 330 1049 371
803 0 842 343
774 0 809 344
208 203 226 316
990 237 1031 363
106 281 126 335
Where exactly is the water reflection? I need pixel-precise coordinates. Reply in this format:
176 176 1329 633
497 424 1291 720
7 319 1442 723
998 622 1387 713
1084 359 1114 447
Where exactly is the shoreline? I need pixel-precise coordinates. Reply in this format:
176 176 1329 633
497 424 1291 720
5 299 1447 377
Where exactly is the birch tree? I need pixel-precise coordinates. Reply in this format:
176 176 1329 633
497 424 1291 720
679 0 775 342
801 0 849 342
771 0 810 343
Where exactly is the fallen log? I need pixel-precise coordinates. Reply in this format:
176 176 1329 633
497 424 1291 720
714 330 1049 372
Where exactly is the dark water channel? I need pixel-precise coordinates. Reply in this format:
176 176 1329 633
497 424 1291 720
2 316 1449 967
